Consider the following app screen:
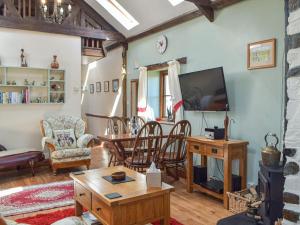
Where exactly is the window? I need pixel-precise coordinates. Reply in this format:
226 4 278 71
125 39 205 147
146 70 173 121
160 71 173 120
168 0 184 6
95 0 139 30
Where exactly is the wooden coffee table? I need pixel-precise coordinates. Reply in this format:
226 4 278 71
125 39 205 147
70 166 175 225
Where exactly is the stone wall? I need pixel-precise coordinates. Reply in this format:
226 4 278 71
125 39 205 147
284 0 300 224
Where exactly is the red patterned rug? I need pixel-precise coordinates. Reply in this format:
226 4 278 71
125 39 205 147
0 181 74 216
16 208 184 225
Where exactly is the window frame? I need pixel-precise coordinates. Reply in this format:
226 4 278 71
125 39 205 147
159 70 174 122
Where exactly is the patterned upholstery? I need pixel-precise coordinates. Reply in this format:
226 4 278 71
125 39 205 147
51 148 91 159
41 115 93 163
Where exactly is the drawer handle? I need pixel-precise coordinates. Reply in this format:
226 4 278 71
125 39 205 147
96 207 102 212
194 145 199 150
211 148 218 154
79 193 85 197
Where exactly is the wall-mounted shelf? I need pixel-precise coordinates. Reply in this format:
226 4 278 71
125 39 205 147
0 66 65 105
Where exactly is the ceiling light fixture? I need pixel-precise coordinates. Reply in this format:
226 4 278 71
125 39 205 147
40 0 72 24
95 0 139 30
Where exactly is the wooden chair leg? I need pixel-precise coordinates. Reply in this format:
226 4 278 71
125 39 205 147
108 154 115 167
29 160 35 177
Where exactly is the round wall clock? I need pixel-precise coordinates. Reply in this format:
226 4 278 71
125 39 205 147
156 35 168 54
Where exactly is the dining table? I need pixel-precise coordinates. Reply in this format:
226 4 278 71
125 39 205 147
97 133 169 165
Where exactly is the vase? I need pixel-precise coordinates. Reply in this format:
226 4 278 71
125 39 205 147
51 55 59 69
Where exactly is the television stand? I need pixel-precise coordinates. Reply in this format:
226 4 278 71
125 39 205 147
186 136 249 209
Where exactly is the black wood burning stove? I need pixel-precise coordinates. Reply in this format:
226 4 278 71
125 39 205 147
258 161 284 225
217 161 284 225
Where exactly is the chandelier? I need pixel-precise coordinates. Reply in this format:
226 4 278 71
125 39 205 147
40 0 72 24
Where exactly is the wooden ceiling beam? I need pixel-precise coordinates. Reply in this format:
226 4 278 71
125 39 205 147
185 0 214 22
72 0 120 33
0 16 125 41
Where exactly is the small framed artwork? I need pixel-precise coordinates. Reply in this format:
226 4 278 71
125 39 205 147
104 81 109 92
247 38 276 70
96 82 101 92
90 84 94 94
112 79 119 93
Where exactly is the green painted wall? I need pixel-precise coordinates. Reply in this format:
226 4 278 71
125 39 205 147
127 0 285 184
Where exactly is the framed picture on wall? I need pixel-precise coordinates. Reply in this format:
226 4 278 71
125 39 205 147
112 79 119 93
247 38 276 70
90 84 94 94
96 82 101 92
104 81 109 92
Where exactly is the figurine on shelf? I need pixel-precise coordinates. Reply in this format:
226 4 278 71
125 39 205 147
12 80 16 85
7 81 11 85
43 97 48 103
51 55 59 69
31 80 35 86
50 76 55 80
24 79 29 85
20 49 28 67
41 81 47 86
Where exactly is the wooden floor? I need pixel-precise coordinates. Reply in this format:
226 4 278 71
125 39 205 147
0 147 232 225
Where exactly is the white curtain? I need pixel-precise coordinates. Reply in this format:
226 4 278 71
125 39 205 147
137 67 155 121
168 60 184 123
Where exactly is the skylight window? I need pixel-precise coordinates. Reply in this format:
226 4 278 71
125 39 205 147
168 0 184 6
95 0 139 30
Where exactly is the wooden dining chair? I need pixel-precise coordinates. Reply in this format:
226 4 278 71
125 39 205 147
107 116 128 135
106 116 127 167
158 120 192 180
125 121 163 172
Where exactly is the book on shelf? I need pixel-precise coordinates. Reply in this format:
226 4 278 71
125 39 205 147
0 88 29 104
82 212 101 225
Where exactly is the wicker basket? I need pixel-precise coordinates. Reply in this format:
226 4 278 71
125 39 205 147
227 189 253 214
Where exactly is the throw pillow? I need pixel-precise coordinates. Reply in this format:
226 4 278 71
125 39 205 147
53 129 77 150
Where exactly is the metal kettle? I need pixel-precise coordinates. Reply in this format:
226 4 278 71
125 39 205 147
261 133 281 167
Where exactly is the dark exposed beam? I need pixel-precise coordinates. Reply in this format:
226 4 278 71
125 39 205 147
185 0 214 22
0 16 125 41
72 0 120 33
128 10 202 42
105 0 242 51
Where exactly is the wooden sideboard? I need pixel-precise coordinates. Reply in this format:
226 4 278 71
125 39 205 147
186 136 249 209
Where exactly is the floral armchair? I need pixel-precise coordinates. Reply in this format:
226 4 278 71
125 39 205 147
40 115 94 175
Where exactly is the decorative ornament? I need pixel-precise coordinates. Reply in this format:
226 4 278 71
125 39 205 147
51 55 59 69
20 49 28 67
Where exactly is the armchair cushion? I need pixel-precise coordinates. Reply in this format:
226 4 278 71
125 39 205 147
53 129 77 150
77 134 94 148
51 148 91 160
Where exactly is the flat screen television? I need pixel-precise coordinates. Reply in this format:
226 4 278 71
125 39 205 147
179 67 229 111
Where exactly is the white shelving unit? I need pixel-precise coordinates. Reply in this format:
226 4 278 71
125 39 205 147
0 66 65 105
